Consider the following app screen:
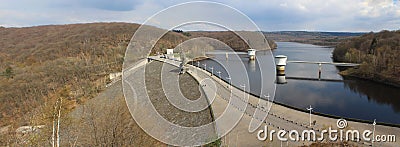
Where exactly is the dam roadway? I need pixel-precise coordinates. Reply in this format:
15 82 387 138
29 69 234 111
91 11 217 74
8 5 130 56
137 56 400 146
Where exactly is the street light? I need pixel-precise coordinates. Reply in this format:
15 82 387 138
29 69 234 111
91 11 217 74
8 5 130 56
202 63 207 71
240 84 246 100
264 93 270 108
306 105 313 127
209 67 214 76
372 119 376 146
216 71 221 78
197 61 200 67
226 77 232 89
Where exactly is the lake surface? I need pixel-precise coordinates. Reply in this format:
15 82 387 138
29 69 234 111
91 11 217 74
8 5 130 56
195 42 400 125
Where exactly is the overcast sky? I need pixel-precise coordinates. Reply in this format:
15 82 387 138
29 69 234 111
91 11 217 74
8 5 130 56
0 0 399 32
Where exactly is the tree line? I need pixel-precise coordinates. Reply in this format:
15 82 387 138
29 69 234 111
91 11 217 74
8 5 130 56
333 30 400 86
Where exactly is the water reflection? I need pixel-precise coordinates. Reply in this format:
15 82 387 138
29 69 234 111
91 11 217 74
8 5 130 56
343 77 400 113
248 60 256 72
276 75 287 84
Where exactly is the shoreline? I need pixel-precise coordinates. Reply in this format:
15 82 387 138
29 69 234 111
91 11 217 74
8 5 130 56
340 71 400 88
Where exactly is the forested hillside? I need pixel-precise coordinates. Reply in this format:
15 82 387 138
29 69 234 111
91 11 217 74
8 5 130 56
264 31 364 47
333 30 400 86
0 23 192 127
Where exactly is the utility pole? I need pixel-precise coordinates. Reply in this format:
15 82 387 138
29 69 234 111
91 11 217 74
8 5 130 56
264 93 270 108
372 119 376 147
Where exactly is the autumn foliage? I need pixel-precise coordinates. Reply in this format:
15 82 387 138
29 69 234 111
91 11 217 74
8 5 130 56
333 30 400 86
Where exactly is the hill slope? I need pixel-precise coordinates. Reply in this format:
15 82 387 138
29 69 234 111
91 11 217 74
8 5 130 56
264 31 364 46
0 23 194 127
332 30 400 86
190 31 277 50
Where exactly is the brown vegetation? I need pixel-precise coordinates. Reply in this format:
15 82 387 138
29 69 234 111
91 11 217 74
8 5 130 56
0 22 253 146
333 30 400 87
0 23 139 128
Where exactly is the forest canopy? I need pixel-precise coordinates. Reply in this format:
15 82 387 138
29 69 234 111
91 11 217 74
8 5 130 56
333 30 400 86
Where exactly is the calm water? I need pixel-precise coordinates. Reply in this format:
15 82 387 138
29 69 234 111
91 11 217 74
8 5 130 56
196 42 400 125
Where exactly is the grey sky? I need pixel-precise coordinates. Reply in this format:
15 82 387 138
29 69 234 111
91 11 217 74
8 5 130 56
0 0 399 31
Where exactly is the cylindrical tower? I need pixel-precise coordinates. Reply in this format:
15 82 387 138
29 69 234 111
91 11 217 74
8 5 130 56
248 49 256 60
275 55 288 84
275 55 287 73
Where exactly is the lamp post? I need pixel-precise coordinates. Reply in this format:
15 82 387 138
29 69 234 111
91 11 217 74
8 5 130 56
226 77 231 89
240 84 246 101
216 71 221 78
203 63 207 71
240 84 245 90
264 93 270 108
209 67 214 76
372 119 376 146
306 105 313 127
197 61 200 67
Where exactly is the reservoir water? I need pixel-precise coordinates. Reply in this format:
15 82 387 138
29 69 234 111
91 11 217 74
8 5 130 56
196 42 400 125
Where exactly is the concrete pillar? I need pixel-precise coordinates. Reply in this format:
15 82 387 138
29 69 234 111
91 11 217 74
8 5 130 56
275 55 288 84
275 55 287 74
248 49 256 60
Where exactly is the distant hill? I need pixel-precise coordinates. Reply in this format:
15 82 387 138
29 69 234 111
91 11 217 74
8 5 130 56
189 31 277 51
264 31 365 46
333 30 400 87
